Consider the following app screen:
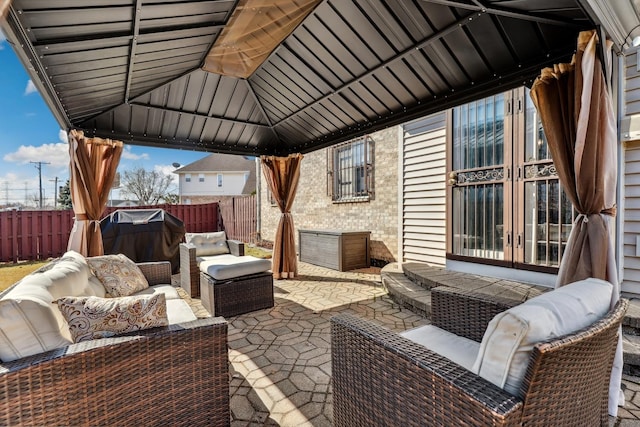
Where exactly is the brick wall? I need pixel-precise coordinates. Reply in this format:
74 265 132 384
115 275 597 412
260 127 399 264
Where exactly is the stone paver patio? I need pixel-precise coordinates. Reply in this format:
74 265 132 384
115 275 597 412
225 263 427 426
184 262 640 426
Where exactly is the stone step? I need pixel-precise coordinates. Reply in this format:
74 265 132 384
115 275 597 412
382 261 640 375
380 263 430 318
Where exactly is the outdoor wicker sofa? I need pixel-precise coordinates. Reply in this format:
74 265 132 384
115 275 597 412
331 284 628 427
0 257 230 427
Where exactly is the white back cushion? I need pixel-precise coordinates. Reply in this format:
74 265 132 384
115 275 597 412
0 253 97 362
185 231 229 256
472 278 613 395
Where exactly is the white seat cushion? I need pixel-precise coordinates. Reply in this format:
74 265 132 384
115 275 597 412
401 324 479 371
198 254 271 281
473 278 613 395
166 298 198 324
133 284 181 300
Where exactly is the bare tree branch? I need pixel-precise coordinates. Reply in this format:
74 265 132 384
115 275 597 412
120 167 174 205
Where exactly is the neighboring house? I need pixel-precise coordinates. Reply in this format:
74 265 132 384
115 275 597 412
259 50 640 297
174 154 256 204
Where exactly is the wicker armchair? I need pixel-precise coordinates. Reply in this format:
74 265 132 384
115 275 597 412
180 239 244 297
0 261 230 427
331 286 628 427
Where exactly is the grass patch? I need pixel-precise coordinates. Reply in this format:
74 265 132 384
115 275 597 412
246 245 272 259
0 261 49 292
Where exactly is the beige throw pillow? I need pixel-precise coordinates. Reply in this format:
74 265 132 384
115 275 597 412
56 294 168 343
87 254 149 297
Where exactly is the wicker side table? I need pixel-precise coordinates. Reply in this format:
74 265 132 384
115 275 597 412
200 271 274 317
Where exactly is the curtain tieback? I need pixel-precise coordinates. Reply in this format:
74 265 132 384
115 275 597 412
75 214 100 231
576 213 589 229
576 206 617 229
601 205 617 217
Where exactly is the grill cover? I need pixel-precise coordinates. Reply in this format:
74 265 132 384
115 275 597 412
101 209 185 274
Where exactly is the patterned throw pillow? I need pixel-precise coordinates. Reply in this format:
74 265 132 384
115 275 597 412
86 254 149 297
56 294 168 343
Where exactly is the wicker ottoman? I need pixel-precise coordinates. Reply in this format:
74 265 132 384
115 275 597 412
200 271 274 317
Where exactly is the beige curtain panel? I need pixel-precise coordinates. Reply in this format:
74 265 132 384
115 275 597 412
203 0 321 78
67 130 123 257
531 29 621 415
261 153 303 279
531 29 617 287
0 0 11 18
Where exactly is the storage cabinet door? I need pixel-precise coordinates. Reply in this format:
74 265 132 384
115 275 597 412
342 234 370 270
299 232 340 270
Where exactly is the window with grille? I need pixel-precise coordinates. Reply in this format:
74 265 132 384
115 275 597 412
327 136 374 202
185 174 191 183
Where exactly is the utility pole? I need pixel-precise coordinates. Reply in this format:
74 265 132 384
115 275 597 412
50 177 59 209
30 161 50 209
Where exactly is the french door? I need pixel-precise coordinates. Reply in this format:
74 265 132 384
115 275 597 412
449 88 574 270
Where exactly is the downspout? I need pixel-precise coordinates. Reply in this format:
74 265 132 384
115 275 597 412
256 156 261 243
616 51 625 286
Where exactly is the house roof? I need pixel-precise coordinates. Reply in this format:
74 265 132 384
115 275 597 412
2 0 599 156
175 153 257 194
175 153 255 173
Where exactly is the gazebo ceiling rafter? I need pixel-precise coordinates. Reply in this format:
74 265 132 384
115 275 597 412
420 0 586 27
1 0 597 156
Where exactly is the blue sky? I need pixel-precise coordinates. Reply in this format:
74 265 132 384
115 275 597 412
0 32 207 207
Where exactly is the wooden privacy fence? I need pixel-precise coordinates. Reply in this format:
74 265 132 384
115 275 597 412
0 202 220 262
218 195 257 243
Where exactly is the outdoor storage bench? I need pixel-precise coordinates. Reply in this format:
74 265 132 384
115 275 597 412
0 251 230 427
180 231 274 317
331 280 627 427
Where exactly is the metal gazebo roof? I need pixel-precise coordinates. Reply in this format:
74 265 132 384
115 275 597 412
2 0 597 156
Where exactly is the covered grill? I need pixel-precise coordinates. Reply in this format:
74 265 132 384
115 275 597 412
101 209 185 274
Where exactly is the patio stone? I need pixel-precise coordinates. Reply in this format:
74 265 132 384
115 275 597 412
194 261 639 426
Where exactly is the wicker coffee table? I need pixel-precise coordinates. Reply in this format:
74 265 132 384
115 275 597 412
200 271 274 317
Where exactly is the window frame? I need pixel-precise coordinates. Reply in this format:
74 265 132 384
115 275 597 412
217 174 223 187
446 87 572 273
326 136 375 203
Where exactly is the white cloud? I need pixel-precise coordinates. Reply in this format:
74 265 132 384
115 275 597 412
121 146 149 160
0 173 44 207
59 129 68 143
0 30 5 50
155 164 179 186
24 80 37 96
3 143 69 168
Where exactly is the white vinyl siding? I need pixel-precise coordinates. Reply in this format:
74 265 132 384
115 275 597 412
402 112 447 266
623 145 640 295
180 171 247 196
625 48 640 116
